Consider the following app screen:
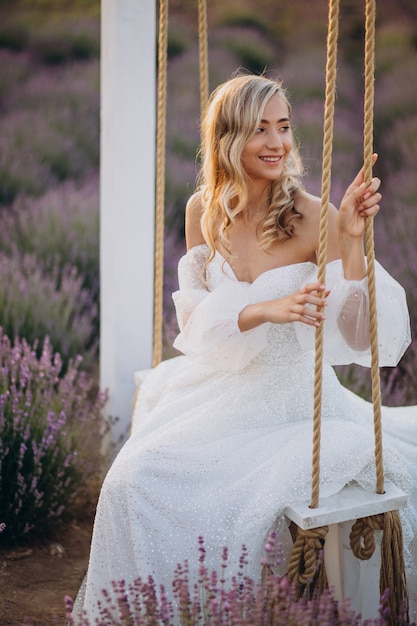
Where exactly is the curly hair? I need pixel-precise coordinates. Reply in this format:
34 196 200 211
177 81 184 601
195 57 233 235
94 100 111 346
198 74 304 266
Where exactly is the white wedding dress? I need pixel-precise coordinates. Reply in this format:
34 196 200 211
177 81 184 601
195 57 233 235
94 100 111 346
75 244 417 623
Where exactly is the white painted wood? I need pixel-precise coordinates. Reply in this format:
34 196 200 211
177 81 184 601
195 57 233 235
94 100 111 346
285 479 407 530
323 523 344 601
323 520 383 621
286 483 406 620
100 0 156 449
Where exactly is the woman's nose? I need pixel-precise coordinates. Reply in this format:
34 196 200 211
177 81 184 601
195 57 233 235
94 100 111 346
266 129 283 149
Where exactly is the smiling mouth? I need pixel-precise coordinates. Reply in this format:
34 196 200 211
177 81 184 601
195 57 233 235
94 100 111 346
259 156 282 163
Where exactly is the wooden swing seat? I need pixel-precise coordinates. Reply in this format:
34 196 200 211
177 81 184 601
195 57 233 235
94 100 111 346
285 482 408 615
285 480 407 531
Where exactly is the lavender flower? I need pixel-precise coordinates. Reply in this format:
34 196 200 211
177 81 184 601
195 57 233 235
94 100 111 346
66 535 412 625
0 330 107 546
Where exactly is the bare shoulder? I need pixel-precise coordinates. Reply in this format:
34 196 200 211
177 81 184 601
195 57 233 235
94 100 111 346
185 191 205 249
296 190 321 217
295 189 338 223
294 189 339 260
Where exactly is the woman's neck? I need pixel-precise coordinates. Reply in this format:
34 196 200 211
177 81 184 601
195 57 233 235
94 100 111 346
243 184 271 223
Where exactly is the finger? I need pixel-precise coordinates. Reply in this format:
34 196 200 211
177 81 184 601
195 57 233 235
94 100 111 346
361 177 381 201
346 154 379 194
296 296 326 313
293 301 326 322
302 294 328 308
359 192 382 211
301 282 326 295
299 310 326 327
359 204 380 218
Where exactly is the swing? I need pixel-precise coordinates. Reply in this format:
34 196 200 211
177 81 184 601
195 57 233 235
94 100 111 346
283 2 409 623
133 0 410 622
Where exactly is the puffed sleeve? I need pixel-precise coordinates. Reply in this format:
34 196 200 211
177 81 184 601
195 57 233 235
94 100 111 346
172 245 269 371
295 259 411 366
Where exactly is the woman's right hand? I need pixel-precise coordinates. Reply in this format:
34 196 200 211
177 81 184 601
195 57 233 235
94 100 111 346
238 282 328 332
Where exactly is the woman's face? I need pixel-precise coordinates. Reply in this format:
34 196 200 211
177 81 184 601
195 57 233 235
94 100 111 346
241 94 293 183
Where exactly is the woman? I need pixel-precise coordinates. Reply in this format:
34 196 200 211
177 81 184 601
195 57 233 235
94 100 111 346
75 74 417 622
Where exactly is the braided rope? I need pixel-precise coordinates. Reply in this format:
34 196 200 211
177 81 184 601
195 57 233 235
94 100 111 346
152 0 169 368
287 526 328 595
363 0 385 495
350 513 384 560
310 0 339 509
380 511 410 625
350 511 409 624
198 0 209 120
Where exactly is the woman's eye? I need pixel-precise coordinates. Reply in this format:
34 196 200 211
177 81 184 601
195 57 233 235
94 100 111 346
280 125 290 132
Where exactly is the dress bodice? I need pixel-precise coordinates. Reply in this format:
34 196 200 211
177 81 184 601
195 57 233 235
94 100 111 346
173 243 410 372
206 251 316 366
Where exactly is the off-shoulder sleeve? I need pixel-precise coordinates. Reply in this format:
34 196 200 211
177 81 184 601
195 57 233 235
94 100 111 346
172 246 269 371
295 259 411 366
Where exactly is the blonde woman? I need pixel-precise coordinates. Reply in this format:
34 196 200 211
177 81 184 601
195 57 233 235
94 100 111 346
76 74 416 622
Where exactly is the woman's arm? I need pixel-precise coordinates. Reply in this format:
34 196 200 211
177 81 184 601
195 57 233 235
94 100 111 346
185 192 205 250
324 154 382 349
238 283 327 332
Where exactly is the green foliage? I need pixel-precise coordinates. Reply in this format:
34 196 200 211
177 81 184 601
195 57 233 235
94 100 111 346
167 29 188 59
165 181 190 240
0 0 99 17
376 23 416 75
170 134 198 161
0 12 99 64
0 18 30 52
30 19 100 65
219 10 270 35
223 31 275 75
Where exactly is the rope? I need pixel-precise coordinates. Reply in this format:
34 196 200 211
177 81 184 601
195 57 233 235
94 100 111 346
286 526 328 598
153 0 207 367
310 0 340 509
363 0 385 495
350 513 384 560
347 7 409 621
350 511 409 625
152 0 169 368
198 0 209 120
284 0 409 617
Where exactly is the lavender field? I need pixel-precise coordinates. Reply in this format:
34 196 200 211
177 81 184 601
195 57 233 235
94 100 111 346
0 0 416 545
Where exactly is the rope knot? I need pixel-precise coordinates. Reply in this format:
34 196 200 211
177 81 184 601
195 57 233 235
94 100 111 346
350 512 409 625
349 513 384 560
287 525 328 590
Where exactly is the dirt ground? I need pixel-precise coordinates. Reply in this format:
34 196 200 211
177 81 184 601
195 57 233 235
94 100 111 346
0 510 95 626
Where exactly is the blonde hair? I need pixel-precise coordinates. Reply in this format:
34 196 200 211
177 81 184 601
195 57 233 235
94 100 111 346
198 74 304 264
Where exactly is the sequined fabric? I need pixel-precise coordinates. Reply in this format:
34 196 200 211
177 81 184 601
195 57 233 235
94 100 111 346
75 246 417 622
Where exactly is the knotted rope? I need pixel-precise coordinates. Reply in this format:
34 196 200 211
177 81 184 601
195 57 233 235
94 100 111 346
286 526 329 598
152 0 169 368
350 511 409 625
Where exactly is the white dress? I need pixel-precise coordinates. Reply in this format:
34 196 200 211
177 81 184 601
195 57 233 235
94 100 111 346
75 244 417 622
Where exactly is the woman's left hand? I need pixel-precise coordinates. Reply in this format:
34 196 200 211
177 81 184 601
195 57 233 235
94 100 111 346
337 153 382 240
